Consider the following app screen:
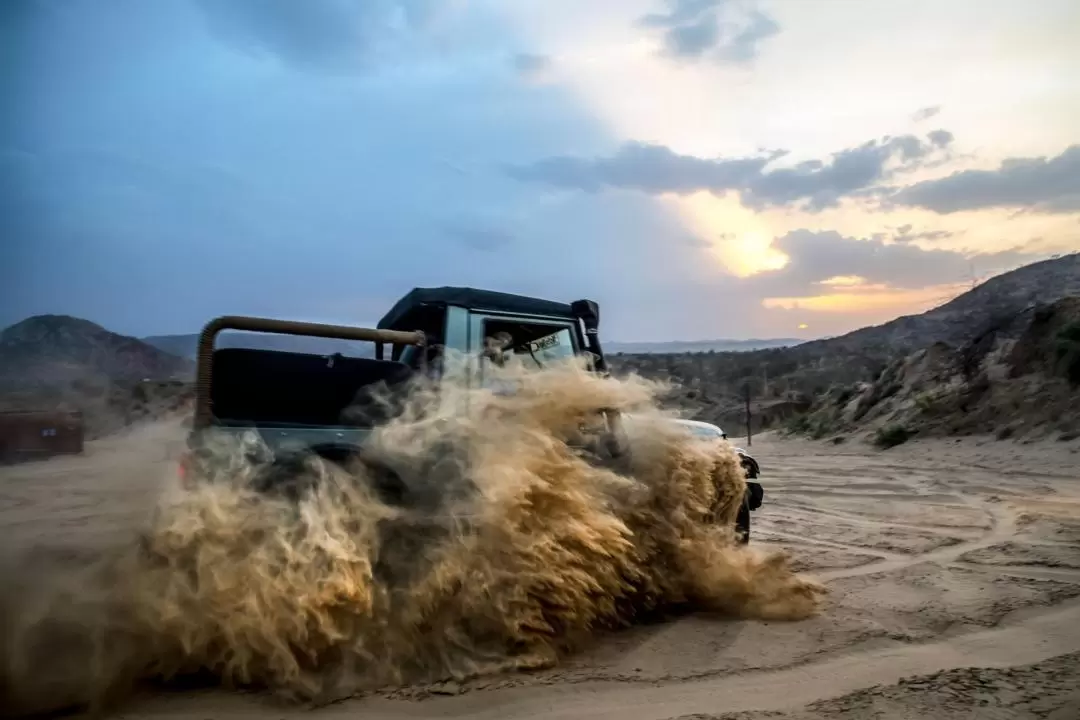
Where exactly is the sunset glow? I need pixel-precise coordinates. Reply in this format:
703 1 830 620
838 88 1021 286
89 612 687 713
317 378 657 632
764 282 970 314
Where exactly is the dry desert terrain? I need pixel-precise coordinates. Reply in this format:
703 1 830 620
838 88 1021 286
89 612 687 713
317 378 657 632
2 422 1079 719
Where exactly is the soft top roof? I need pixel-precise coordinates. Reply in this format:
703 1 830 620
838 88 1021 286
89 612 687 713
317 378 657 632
377 286 575 330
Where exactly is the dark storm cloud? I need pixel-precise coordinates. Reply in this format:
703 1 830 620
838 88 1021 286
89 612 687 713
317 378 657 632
508 132 954 212
891 145 1080 214
638 0 779 63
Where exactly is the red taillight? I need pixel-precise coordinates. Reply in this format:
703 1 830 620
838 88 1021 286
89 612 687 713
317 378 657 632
177 452 194 489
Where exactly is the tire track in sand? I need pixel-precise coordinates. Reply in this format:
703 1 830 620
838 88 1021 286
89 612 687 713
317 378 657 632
806 494 1019 581
126 599 1080 720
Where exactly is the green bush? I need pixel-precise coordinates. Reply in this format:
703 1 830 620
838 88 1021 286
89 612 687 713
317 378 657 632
914 388 955 416
809 418 833 440
914 391 936 414
874 424 913 449
833 385 855 406
785 413 810 435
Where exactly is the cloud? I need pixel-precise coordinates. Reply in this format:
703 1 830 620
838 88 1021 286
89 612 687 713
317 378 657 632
888 223 955 245
892 228 954 244
660 10 720 58
640 0 723 28
718 10 781 63
444 223 515 252
891 145 1080 214
193 0 436 71
508 142 767 194
912 105 941 123
512 52 553 82
926 129 953 148
638 0 780 64
750 229 1036 296
508 131 953 211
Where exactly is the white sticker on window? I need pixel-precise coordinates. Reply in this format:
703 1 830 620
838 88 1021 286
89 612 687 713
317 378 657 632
523 333 560 353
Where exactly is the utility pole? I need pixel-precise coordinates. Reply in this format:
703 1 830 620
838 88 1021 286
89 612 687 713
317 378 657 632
744 381 752 447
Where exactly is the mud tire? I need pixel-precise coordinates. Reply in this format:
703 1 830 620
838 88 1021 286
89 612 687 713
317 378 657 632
735 495 751 545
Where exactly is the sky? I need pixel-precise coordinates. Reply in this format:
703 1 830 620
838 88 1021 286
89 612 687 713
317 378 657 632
2 0 1078 342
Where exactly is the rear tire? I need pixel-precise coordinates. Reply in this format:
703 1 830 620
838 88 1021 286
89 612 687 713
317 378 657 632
735 495 751 544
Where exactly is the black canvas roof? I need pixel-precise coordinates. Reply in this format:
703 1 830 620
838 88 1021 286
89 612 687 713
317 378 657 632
377 286 575 330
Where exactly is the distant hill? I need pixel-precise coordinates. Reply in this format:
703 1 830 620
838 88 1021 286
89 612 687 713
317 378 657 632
1 315 192 387
0 315 193 436
798 253 1080 355
606 338 802 354
142 332 376 360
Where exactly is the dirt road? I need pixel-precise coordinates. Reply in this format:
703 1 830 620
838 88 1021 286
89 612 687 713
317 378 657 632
2 426 1079 719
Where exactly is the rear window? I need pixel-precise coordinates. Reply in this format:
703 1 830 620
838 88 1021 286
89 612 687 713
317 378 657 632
209 348 411 427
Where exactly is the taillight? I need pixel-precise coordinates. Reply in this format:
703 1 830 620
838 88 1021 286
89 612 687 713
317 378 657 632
177 452 194 489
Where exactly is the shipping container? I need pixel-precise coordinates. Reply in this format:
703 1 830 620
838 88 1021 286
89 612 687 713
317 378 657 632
0 410 85 463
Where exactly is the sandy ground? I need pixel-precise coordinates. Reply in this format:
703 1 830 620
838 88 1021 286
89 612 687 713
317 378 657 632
2 425 1079 719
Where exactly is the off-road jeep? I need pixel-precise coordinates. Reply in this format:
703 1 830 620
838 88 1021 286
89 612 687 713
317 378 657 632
182 287 763 541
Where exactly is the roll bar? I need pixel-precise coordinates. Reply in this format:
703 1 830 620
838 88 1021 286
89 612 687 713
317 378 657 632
192 315 426 429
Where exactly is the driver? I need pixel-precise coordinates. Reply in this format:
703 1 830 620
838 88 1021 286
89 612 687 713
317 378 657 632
482 331 517 396
482 331 514 367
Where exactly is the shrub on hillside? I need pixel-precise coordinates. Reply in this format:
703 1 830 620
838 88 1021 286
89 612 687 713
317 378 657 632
874 424 913 449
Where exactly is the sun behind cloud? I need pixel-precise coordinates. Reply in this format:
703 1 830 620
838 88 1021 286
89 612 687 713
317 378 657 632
665 191 789 276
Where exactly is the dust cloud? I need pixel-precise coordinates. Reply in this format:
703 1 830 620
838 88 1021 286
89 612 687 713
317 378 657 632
0 356 824 716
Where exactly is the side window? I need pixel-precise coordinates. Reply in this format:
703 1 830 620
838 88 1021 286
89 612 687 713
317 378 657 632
476 319 578 389
511 327 576 365
388 305 448 370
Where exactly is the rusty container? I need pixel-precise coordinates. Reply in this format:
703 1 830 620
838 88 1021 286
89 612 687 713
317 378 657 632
0 410 85 462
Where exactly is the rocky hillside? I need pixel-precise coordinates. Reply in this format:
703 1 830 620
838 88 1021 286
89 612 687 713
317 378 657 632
0 315 193 436
611 254 1080 434
788 296 1080 445
797 252 1080 355
1 315 192 385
